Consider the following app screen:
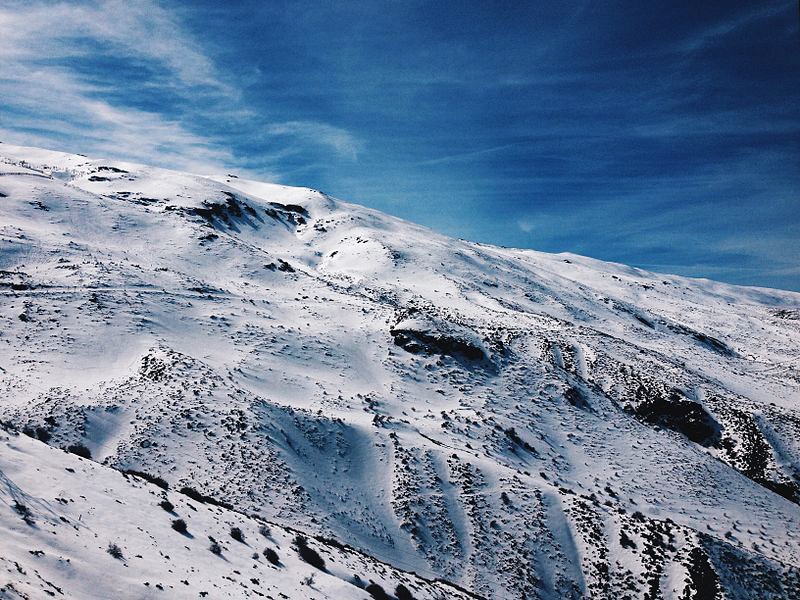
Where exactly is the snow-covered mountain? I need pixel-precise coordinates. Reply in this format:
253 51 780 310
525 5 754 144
0 143 798 599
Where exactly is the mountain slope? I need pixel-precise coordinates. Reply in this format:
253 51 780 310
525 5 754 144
0 424 476 600
1 143 798 599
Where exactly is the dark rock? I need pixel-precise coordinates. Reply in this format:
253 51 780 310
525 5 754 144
633 391 721 446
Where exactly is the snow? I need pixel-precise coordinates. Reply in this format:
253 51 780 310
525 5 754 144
1 142 799 599
0 429 471 599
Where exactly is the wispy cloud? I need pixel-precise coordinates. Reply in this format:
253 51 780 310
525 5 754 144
0 1 227 90
0 0 357 176
0 64 238 173
416 144 516 167
264 121 361 161
0 0 236 172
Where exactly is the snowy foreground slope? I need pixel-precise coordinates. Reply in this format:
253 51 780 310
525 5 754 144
0 428 473 600
0 144 799 599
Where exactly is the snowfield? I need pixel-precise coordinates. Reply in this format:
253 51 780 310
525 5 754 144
0 143 798 599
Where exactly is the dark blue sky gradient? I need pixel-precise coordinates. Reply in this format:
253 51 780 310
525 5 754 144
2 1 798 289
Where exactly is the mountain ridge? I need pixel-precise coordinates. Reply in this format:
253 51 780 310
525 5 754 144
1 143 798 599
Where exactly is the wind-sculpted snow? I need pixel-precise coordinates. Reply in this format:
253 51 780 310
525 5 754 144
0 425 477 599
1 144 799 599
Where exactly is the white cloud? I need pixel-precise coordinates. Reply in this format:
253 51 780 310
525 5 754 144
0 1 359 176
517 218 536 234
0 0 226 91
0 0 238 173
264 120 361 161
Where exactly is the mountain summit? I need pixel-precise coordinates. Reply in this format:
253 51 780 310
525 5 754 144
1 144 798 599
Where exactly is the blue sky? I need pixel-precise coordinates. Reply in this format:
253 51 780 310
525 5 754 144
1 1 798 290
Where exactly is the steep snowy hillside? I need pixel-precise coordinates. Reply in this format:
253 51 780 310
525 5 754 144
0 424 476 600
1 143 799 599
